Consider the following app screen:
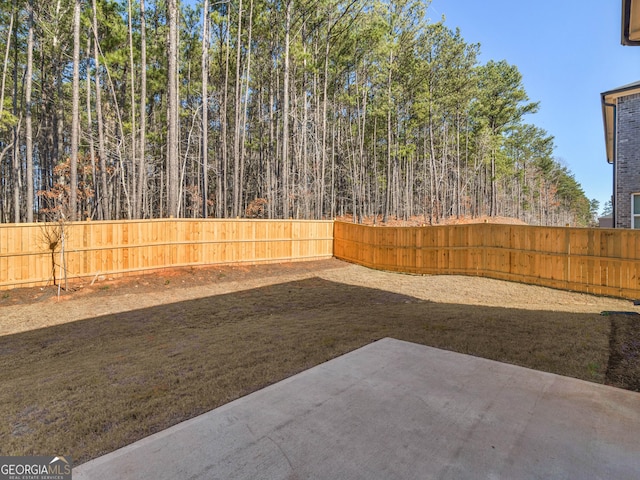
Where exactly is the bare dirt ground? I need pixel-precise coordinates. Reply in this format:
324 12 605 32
1 258 639 465
1 258 635 336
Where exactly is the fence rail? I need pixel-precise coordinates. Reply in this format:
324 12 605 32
4 219 640 298
334 222 640 299
0 219 334 290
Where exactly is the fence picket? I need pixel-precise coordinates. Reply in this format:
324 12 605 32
334 222 640 299
0 219 334 289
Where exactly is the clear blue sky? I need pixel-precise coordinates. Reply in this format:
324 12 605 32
427 0 640 214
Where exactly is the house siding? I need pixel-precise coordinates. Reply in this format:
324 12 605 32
615 93 640 228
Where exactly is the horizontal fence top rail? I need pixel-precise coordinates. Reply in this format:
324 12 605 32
0 219 334 252
0 218 335 228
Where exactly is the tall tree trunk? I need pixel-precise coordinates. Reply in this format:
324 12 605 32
0 11 12 126
0 12 13 223
383 53 392 224
167 0 180 217
490 146 496 217
201 0 209 218
138 0 147 218
86 37 96 220
239 0 253 217
52 0 63 202
92 0 109 220
219 15 231 217
11 0 19 222
232 0 243 217
429 115 438 224
69 0 81 221
357 70 367 223
318 32 330 219
300 29 308 219
25 0 34 222
455 113 461 218
282 0 292 218
127 0 137 217
267 56 275 217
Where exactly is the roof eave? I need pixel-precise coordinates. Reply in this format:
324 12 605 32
622 0 640 45
601 95 615 165
601 83 640 164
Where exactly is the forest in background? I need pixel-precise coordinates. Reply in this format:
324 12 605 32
0 0 598 225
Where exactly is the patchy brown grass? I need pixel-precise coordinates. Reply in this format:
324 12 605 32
0 276 617 465
605 313 640 392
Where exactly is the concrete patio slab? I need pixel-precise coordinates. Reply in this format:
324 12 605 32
74 338 640 480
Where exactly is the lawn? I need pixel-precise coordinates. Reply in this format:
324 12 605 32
1 261 638 465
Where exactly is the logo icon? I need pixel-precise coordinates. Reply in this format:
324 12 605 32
0 456 72 480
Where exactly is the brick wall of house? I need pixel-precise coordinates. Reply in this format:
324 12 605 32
615 93 640 228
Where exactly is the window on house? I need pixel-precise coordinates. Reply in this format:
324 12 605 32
634 194 640 229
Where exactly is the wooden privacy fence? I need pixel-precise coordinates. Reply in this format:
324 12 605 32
334 222 640 299
0 219 334 290
4 219 640 298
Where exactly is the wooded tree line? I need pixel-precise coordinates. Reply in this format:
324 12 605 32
0 0 596 225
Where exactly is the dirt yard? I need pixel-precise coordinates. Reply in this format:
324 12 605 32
1 258 639 465
1 258 635 336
